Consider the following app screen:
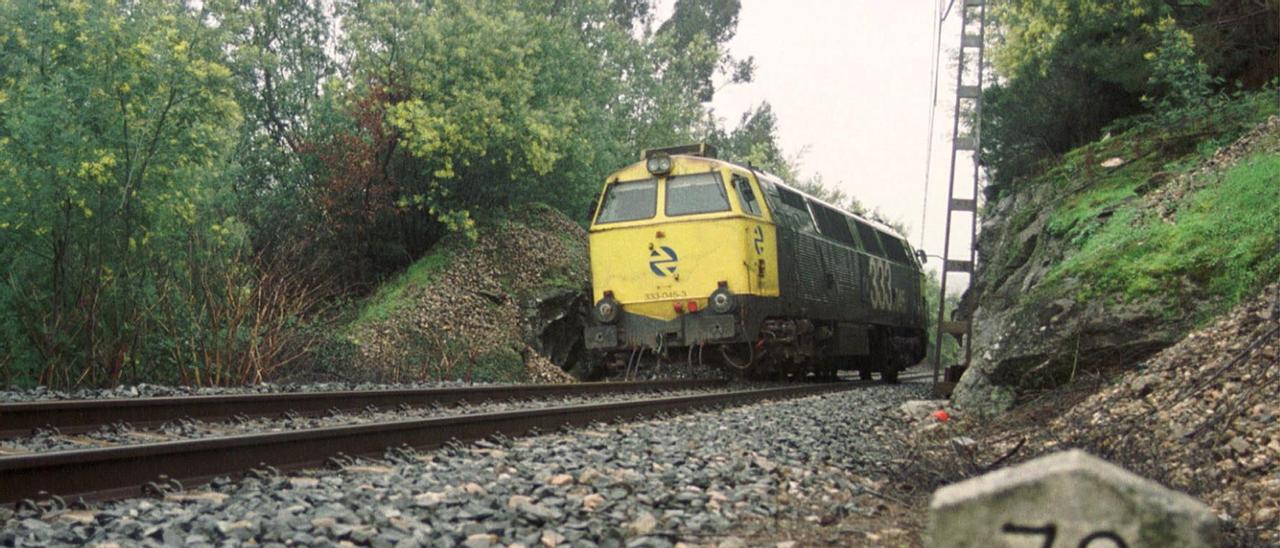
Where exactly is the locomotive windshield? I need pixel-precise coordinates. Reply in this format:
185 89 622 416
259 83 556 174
665 172 730 216
596 179 657 223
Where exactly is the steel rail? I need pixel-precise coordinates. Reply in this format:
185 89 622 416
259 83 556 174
0 382 859 504
0 379 726 439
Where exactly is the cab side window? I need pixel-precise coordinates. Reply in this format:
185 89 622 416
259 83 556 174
771 184 817 233
732 174 762 217
809 200 857 247
878 231 912 264
853 220 886 257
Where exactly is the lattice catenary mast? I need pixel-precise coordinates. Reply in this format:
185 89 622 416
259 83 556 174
931 0 987 389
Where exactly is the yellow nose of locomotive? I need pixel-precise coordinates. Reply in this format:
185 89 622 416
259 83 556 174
585 148 777 350
591 221 745 321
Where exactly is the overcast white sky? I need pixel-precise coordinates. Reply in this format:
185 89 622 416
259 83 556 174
707 0 976 279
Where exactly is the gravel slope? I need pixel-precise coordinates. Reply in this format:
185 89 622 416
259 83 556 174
1 384 927 547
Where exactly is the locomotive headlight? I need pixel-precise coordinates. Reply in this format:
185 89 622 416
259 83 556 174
646 154 672 176
593 296 621 324
709 286 735 314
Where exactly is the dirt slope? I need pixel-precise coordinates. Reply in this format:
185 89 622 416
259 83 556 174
340 204 588 383
906 284 1279 545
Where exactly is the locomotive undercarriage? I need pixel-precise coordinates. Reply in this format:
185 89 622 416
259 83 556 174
589 308 924 382
741 318 924 382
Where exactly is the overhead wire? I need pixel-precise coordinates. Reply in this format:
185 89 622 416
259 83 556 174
918 0 956 251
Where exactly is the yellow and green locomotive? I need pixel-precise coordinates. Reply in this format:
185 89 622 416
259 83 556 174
584 144 928 381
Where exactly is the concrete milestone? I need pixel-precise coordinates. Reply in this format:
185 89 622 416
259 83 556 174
926 449 1219 547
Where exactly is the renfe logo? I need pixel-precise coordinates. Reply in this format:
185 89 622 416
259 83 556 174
649 246 678 277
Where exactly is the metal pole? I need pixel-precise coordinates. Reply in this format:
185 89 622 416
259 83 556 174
963 1 987 369
931 3 970 384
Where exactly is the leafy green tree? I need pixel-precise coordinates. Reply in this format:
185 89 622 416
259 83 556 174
0 0 242 386
301 0 749 286
923 270 963 367
980 0 1278 188
1143 16 1218 111
655 0 753 101
0 0 763 386
205 0 337 251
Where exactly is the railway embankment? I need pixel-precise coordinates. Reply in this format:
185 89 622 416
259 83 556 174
953 92 1279 415
902 283 1278 545
333 204 591 384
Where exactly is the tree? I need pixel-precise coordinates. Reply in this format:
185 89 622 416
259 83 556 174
298 0 750 287
0 0 242 386
923 270 963 367
0 0 762 386
980 0 1279 188
205 0 338 251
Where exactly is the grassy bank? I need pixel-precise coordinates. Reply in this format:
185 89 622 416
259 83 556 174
1005 90 1278 316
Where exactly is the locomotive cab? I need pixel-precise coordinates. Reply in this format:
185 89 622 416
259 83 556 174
584 146 779 353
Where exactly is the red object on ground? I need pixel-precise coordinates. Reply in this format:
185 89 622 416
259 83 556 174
932 410 951 422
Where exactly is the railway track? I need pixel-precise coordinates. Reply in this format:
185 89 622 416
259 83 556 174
0 381 864 505
0 379 726 439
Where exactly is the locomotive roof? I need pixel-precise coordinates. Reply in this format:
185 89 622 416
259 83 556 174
615 154 908 243
749 168 908 242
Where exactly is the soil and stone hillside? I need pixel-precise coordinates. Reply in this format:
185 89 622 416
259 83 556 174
901 284 1278 545
954 97 1279 415
336 204 589 384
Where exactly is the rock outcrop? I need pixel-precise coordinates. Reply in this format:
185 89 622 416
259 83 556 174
954 114 1279 414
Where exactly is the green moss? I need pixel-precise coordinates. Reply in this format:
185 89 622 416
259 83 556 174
1045 152 1280 310
990 89 1279 316
1047 179 1140 245
350 247 453 329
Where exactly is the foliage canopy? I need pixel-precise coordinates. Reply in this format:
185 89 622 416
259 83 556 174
0 0 785 388
981 0 1278 190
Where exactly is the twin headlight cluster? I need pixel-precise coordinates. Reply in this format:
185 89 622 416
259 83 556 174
593 284 736 324
646 154 673 176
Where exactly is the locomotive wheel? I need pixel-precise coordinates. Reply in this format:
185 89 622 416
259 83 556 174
858 369 873 381
881 366 900 384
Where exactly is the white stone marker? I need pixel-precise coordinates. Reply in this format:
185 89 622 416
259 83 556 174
926 449 1219 548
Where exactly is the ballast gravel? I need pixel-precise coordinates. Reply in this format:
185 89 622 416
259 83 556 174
1 383 927 547
0 381 490 403
0 386 751 454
